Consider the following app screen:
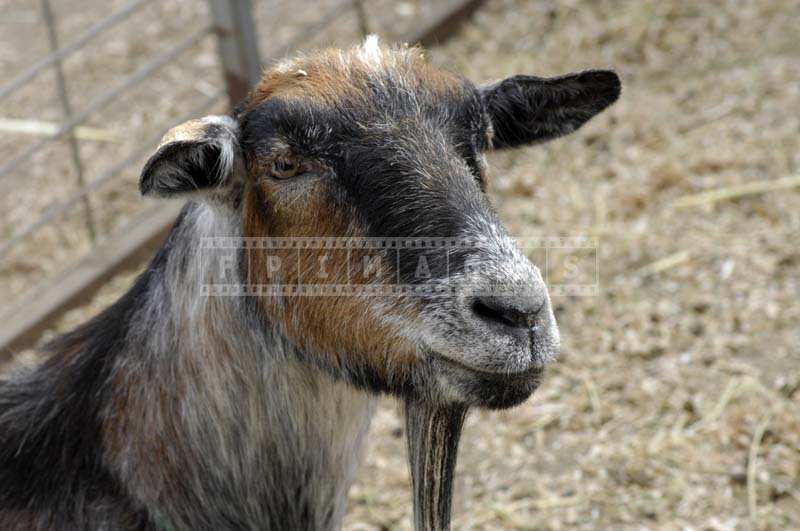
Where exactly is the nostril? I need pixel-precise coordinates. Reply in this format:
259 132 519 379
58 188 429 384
471 299 505 324
471 296 539 329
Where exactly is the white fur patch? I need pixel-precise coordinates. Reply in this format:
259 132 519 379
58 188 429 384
201 115 239 185
357 35 383 68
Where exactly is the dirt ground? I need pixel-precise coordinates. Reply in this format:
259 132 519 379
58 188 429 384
3 0 800 529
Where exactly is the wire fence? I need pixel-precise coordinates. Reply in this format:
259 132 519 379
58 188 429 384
0 0 384 300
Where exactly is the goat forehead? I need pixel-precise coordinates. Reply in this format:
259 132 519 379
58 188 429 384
240 77 487 169
240 43 490 157
252 42 465 101
245 46 485 135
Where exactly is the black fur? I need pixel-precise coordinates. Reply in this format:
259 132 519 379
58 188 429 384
0 210 190 530
140 141 224 197
483 70 621 149
241 82 495 284
0 258 169 530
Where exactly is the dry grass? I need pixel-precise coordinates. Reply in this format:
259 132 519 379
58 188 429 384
348 1 800 528
3 0 799 529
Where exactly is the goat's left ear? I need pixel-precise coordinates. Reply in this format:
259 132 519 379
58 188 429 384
139 115 239 198
482 70 621 150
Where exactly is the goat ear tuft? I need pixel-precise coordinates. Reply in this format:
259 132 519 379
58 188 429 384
139 115 239 198
483 70 621 150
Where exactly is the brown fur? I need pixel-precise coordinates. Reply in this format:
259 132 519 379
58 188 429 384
243 174 418 381
159 119 209 146
250 46 463 108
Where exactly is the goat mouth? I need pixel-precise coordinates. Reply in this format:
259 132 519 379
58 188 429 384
424 349 545 409
435 354 543 381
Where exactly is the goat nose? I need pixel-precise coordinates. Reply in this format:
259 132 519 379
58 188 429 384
470 294 544 330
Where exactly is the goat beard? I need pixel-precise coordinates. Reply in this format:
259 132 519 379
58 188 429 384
404 398 469 531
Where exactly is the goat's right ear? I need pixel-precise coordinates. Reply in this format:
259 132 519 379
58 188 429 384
482 70 621 149
139 115 239 198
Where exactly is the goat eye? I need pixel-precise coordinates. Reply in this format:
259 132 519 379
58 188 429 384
270 157 301 179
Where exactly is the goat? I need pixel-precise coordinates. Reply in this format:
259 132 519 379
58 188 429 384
0 37 619 530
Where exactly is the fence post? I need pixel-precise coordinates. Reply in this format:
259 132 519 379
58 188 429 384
353 0 370 37
207 0 262 106
40 0 98 244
